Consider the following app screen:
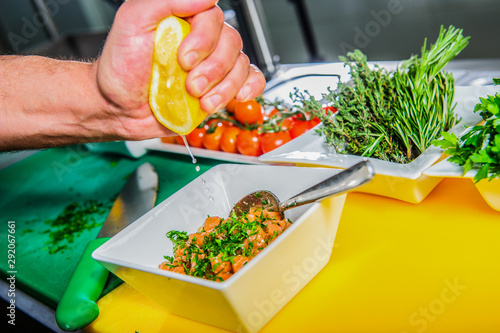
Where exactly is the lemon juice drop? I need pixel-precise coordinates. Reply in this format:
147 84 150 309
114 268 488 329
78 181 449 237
180 135 200 172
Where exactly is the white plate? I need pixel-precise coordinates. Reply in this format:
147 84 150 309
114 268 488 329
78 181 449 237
144 66 344 164
144 138 264 164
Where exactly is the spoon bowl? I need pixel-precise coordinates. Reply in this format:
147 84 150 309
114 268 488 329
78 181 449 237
230 160 374 218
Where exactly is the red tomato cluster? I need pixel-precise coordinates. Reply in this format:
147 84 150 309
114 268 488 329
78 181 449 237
161 99 337 156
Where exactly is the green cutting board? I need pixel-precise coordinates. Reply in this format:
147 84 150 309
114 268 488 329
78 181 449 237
0 145 221 308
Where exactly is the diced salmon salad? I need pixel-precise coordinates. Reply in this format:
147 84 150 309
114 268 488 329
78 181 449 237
159 207 292 282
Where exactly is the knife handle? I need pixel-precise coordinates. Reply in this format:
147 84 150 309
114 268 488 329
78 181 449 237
56 237 111 331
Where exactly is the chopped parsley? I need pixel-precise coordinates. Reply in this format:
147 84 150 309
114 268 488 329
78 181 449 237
43 200 107 254
161 209 292 281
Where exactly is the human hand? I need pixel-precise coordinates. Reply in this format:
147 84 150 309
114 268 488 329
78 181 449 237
96 0 266 140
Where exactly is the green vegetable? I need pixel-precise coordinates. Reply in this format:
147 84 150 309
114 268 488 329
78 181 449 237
296 25 469 163
391 26 469 157
165 230 189 247
296 51 402 161
44 200 107 254
433 88 500 183
164 211 291 281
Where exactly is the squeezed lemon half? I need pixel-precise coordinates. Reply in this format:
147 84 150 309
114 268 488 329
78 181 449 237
149 16 207 135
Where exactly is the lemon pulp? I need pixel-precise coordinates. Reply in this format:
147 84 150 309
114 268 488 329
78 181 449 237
149 16 207 135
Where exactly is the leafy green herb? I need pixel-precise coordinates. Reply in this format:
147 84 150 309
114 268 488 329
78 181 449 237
44 200 107 254
296 25 468 163
165 230 189 248
433 89 500 182
299 51 402 161
164 211 292 281
391 26 468 157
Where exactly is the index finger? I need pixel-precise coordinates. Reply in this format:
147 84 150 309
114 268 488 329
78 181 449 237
119 0 218 32
177 6 227 70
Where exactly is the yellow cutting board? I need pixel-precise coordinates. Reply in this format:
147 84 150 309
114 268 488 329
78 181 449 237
85 178 500 333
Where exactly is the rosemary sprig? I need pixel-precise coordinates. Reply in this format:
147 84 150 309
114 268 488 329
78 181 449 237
392 25 469 157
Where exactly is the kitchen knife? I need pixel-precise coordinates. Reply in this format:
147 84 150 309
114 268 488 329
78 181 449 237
55 162 158 331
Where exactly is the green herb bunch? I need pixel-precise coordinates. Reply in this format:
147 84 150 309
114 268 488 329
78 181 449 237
300 50 405 162
297 25 469 163
433 88 500 183
392 26 469 158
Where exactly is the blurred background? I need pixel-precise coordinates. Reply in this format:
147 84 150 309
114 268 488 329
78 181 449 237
0 0 116 58
1 0 499 74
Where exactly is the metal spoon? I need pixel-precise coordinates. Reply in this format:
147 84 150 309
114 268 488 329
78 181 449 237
230 160 374 218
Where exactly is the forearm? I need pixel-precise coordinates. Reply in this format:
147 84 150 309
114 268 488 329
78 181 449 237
0 56 118 151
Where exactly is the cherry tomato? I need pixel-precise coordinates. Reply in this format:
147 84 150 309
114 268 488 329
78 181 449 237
267 108 293 130
236 130 262 156
280 118 294 131
234 100 264 125
220 126 241 154
289 118 311 139
289 116 321 139
219 119 235 128
205 118 220 126
160 136 176 144
267 108 280 117
203 123 225 151
308 117 321 127
323 106 338 115
186 126 207 148
175 135 184 145
225 99 239 114
205 118 234 129
259 131 292 154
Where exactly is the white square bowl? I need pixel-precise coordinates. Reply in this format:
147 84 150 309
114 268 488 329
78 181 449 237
259 85 500 203
92 164 348 332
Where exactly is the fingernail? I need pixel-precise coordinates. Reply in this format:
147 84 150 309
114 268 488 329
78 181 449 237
184 51 198 69
237 85 252 101
192 76 208 96
205 94 222 112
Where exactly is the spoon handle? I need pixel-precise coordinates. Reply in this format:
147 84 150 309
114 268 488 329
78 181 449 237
280 160 374 211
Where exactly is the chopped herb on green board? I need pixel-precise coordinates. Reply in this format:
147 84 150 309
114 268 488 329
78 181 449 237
433 86 500 183
43 200 107 254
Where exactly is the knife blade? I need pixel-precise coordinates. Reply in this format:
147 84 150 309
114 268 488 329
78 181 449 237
55 162 158 331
